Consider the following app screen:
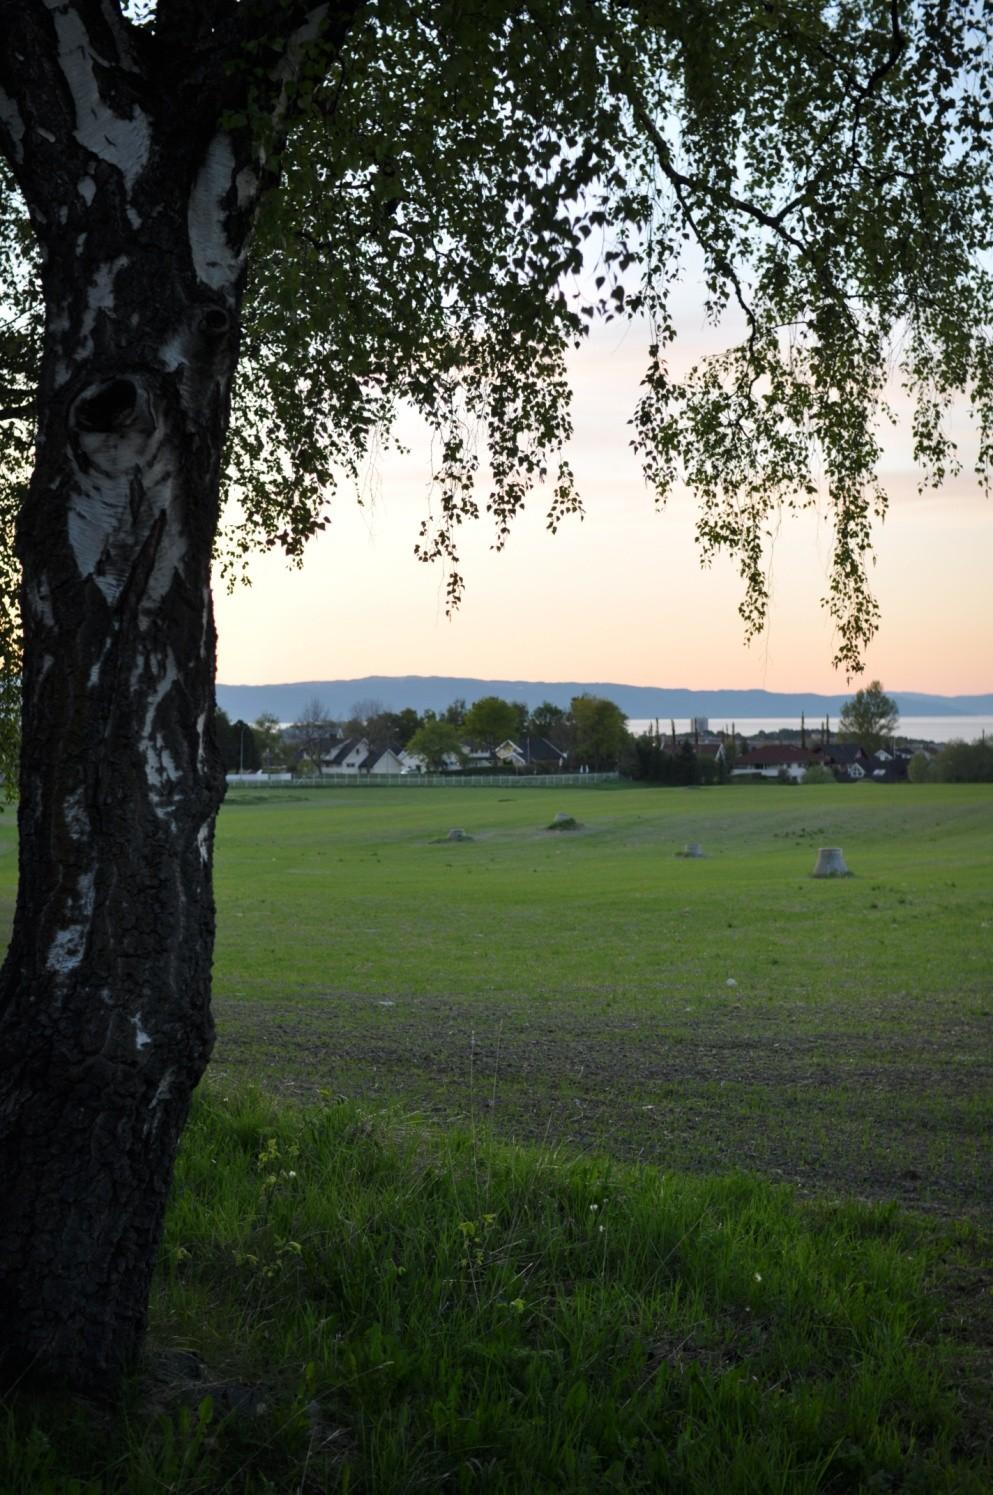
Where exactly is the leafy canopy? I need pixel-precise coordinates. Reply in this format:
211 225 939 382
570 693 630 769
404 717 466 770
931 737 993 780
837 678 900 750
1 0 991 678
463 696 524 750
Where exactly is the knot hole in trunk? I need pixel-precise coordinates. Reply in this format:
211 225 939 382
197 307 231 342
73 379 145 434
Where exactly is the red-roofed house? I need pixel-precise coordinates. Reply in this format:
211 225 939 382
732 745 820 781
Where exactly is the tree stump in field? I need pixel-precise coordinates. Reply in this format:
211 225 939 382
812 847 850 877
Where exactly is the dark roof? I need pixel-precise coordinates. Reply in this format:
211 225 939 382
356 748 397 771
739 745 819 766
518 736 567 763
327 736 365 765
823 742 869 764
868 753 908 780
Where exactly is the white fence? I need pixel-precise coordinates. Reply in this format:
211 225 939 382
225 772 293 784
227 772 619 790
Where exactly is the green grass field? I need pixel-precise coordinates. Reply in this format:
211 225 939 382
202 782 993 1222
0 781 991 1492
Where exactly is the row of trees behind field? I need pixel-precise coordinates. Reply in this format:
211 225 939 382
908 740 993 783
216 679 992 782
215 692 631 773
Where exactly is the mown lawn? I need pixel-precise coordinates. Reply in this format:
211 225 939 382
202 782 993 1223
0 782 990 1492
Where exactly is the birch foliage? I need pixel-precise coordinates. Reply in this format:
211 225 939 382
2 0 991 673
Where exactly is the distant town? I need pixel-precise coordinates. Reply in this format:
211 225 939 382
217 684 992 786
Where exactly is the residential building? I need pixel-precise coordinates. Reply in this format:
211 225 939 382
732 745 820 781
494 736 568 770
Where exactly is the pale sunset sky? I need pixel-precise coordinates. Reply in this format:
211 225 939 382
214 312 992 698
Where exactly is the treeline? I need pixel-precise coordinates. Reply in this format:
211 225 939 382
213 701 421 774
211 705 993 785
403 693 628 771
623 734 729 785
402 694 629 771
909 739 993 783
215 691 632 773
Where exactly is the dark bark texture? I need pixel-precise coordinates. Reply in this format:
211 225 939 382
0 280 230 1389
0 0 327 1390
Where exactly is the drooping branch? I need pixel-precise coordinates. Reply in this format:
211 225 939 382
608 0 909 275
627 98 808 255
847 0 906 148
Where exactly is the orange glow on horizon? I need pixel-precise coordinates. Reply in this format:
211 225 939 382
214 324 992 698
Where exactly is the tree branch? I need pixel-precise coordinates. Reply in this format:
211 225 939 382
652 147 759 345
95 0 146 68
608 16 872 349
624 0 905 253
0 0 149 195
627 94 807 253
152 0 324 57
846 0 906 162
167 0 351 87
152 1 365 166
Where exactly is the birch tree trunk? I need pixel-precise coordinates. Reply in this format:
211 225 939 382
0 1 284 1390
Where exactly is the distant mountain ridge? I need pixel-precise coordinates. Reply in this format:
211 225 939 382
216 675 993 723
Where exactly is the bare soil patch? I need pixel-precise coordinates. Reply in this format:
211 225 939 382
212 994 993 1224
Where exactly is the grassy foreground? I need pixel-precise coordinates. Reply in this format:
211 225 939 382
0 782 990 1488
205 782 993 1222
2 1086 990 1493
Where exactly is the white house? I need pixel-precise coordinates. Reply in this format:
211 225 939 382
361 747 405 775
320 737 370 773
318 739 405 775
399 748 464 774
494 736 569 770
731 745 820 781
